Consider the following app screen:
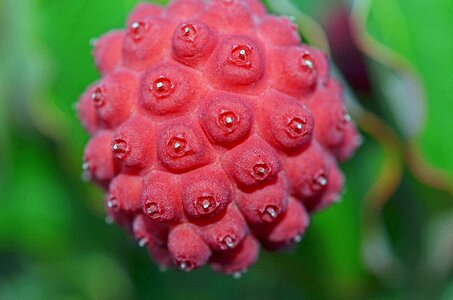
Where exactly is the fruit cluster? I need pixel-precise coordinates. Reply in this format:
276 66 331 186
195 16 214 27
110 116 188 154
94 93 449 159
77 0 360 276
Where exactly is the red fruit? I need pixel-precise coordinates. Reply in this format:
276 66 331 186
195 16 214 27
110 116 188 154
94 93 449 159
91 71 138 128
168 224 212 271
269 46 320 98
208 35 266 88
256 197 310 250
132 215 172 268
334 121 362 161
77 83 99 134
93 30 125 75
126 3 162 25
77 0 360 276
257 91 314 151
139 63 201 116
112 116 155 171
284 141 330 201
198 0 254 34
166 0 205 19
107 174 143 213
236 173 289 224
210 235 260 276
156 118 214 172
197 205 248 251
222 136 282 187
198 91 253 146
122 17 173 71
258 16 300 46
307 79 349 151
181 165 233 219
305 157 345 212
83 130 117 186
172 21 217 67
244 0 266 16
142 171 183 223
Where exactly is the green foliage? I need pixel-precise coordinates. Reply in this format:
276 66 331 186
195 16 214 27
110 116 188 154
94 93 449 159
367 0 453 174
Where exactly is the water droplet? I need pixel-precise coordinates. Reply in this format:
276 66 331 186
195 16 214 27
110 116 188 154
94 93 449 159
301 53 315 71
217 110 239 132
292 234 303 243
91 87 105 107
105 215 114 225
229 44 252 67
138 236 149 247
112 139 129 160
220 235 236 250
251 163 271 181
81 161 92 181
232 270 246 279
179 23 198 41
149 76 174 98
177 260 195 272
287 116 308 137
261 205 279 222
311 170 328 191
144 200 160 220
195 194 218 215
107 197 119 211
337 109 351 130
167 135 190 158
82 161 90 170
89 38 98 47
128 21 147 41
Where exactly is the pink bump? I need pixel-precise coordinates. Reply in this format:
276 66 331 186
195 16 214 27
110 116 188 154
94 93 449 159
83 130 118 187
210 235 260 276
141 171 183 223
284 141 330 201
107 174 143 213
93 30 125 75
223 136 282 187
237 173 289 224
258 16 300 46
168 224 212 271
307 80 347 150
258 92 314 151
126 3 162 26
92 71 138 128
256 197 310 250
111 116 155 171
156 118 214 172
198 0 255 33
269 46 318 98
197 205 248 252
181 165 232 219
172 21 216 67
208 35 265 87
122 17 173 71
139 64 200 115
198 91 253 146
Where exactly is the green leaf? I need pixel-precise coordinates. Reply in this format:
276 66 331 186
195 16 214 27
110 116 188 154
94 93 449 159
364 0 453 177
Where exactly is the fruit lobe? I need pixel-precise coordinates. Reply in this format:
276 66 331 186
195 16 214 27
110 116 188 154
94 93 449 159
77 0 360 276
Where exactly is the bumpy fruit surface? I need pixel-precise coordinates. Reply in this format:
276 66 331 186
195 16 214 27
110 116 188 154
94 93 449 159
77 0 360 276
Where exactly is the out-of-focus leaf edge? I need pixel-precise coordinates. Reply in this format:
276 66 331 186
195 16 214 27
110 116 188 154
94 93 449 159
351 0 453 198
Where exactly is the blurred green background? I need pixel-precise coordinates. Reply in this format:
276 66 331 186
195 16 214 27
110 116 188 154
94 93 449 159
0 0 452 299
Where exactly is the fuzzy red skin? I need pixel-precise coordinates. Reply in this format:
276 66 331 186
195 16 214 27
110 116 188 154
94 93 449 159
78 0 360 275
141 170 184 223
168 224 212 271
